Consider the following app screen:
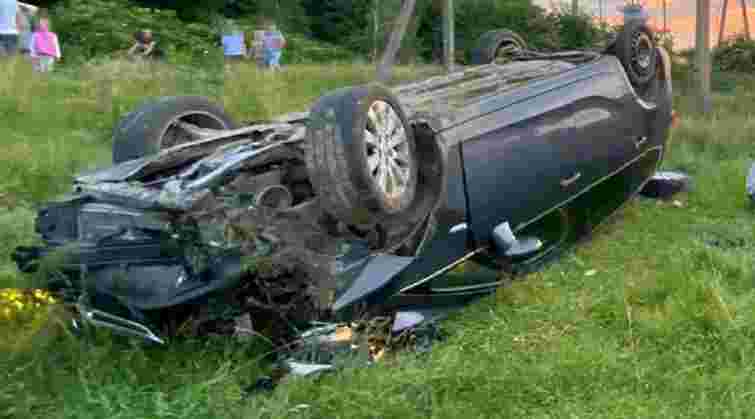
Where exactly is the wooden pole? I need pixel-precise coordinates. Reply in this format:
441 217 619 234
377 0 417 83
740 0 751 40
695 0 712 114
373 0 379 62
443 0 455 72
663 0 668 32
719 0 729 46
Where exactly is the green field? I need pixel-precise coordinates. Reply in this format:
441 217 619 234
2 57 755 419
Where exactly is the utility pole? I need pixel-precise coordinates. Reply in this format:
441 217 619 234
443 0 455 72
719 0 729 46
572 0 578 15
377 0 417 83
663 0 668 33
741 0 751 40
373 0 379 62
695 0 712 114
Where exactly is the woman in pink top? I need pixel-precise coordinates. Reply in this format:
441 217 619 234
29 17 60 72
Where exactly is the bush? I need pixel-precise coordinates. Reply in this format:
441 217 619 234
550 11 603 50
302 0 587 64
713 35 755 73
412 1 608 64
51 0 219 63
46 0 608 66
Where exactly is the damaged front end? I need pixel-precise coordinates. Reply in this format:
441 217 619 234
13 122 433 345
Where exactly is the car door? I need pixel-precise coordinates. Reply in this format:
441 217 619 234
568 70 645 188
452 94 581 244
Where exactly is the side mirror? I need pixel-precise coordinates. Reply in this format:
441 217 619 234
492 222 543 259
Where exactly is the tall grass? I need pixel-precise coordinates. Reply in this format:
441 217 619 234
221 62 437 121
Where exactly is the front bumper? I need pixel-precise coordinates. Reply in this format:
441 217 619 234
14 194 420 344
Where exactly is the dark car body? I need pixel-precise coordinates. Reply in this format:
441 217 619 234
13 47 674 343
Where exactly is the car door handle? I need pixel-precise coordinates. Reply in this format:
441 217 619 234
634 136 648 150
560 172 581 188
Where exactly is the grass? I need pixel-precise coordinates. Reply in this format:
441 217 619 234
2 57 755 418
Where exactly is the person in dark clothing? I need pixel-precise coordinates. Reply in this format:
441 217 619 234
127 29 165 61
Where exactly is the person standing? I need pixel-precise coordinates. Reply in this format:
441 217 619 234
127 29 164 61
252 29 265 68
16 3 31 56
221 23 246 64
29 17 60 72
263 22 286 71
0 0 20 56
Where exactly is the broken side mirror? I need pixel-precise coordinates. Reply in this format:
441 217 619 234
492 221 543 259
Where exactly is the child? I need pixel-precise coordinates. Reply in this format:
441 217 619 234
262 22 286 71
29 17 60 72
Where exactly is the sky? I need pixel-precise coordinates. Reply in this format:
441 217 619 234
532 0 755 50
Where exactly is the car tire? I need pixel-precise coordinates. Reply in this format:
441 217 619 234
614 21 657 89
305 84 419 226
470 29 527 65
112 96 237 164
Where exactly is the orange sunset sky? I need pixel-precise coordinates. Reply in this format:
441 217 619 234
533 0 755 49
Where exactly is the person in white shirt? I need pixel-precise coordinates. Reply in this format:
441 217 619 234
0 0 20 56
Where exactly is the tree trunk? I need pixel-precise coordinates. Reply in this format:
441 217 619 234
377 0 418 83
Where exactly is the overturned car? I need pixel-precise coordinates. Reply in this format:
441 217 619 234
13 25 674 344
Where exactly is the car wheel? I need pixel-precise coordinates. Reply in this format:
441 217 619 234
615 21 657 90
305 84 419 226
112 96 237 164
470 29 527 65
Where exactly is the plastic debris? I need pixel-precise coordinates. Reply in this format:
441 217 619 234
284 361 336 377
640 171 691 199
267 311 446 384
391 311 426 333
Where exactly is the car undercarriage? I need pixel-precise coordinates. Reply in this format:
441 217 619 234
12 24 673 353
